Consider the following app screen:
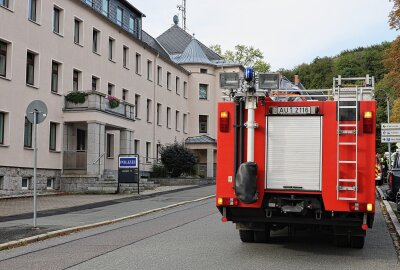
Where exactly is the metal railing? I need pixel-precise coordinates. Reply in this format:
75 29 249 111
64 91 135 121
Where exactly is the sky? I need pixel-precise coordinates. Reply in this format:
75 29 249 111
128 0 398 70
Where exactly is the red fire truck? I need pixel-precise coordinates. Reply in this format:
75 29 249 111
216 71 376 248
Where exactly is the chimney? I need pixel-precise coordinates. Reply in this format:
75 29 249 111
294 75 300 86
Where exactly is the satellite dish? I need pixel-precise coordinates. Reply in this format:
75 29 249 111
173 15 179 25
26 100 48 124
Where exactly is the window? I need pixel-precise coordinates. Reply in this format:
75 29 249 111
123 46 129 68
134 139 140 155
108 37 115 61
22 178 30 190
0 112 4 144
167 72 171 90
176 77 180 94
146 142 151 163
101 0 109 16
135 94 140 118
47 178 54 190
199 84 208 100
183 113 187 133
24 117 32 148
147 60 152 81
53 7 60 33
29 0 37 21
116 7 123 26
135 53 141 74
106 133 114 158
146 99 152 122
156 103 162 125
84 0 93 6
26 51 35 86
49 122 57 151
156 144 161 163
175 111 180 131
157 66 162 85
122 89 128 101
200 68 208 74
183 82 187 98
92 76 98 91
0 41 7 77
73 69 81 91
129 16 135 33
51 61 59 93
0 0 9 8
92 29 99 53
199 115 208 133
167 107 171 128
0 176 3 190
74 18 82 45
76 129 86 151
107 83 114 96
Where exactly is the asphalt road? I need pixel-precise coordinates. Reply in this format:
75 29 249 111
0 197 398 269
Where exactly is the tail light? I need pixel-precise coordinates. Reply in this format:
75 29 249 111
349 202 373 212
363 111 373 133
220 111 230 132
217 197 238 206
389 173 393 188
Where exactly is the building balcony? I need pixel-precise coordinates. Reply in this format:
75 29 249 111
64 91 135 121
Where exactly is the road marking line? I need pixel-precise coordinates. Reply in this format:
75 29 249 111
0 195 215 251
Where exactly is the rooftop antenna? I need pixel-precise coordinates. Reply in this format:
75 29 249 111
177 0 187 31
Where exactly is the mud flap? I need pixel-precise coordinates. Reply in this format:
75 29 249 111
235 162 258 204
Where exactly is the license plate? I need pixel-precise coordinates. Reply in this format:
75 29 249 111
277 107 311 115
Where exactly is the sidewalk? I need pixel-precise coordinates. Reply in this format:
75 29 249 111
0 185 213 245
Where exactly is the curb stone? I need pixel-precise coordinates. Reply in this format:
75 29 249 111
0 195 215 251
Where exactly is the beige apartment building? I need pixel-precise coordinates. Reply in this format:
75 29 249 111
0 0 242 195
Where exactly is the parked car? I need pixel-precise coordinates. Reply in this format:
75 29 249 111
386 152 400 207
375 156 383 186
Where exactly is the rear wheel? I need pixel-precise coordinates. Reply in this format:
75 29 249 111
239 230 254 243
253 227 271 243
334 234 349 247
350 235 365 249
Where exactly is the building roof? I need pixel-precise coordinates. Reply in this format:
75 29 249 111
172 38 213 65
120 0 146 17
157 25 223 61
185 135 217 145
141 30 170 59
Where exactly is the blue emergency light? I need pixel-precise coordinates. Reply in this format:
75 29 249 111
244 67 254 82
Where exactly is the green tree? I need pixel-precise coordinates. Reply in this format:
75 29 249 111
390 98 400 122
160 142 196 177
389 0 400 30
209 44 270 73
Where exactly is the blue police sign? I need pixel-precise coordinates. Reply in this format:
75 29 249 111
119 156 138 169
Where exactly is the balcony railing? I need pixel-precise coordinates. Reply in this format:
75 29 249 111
63 150 87 170
64 91 135 121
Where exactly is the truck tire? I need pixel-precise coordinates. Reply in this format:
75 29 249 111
334 234 349 247
350 235 365 249
239 230 254 243
254 227 271 243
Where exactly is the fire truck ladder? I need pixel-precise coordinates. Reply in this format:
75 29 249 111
336 78 360 201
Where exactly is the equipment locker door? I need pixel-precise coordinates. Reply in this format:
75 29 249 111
266 116 322 191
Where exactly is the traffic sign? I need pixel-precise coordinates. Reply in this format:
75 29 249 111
381 136 400 143
26 100 47 124
382 130 400 136
381 123 400 129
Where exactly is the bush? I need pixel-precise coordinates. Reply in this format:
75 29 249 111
107 95 120 109
65 91 87 104
151 163 167 178
160 142 197 177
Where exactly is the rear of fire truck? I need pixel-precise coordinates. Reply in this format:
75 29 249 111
216 70 376 248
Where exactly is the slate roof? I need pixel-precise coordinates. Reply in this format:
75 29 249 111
157 25 223 61
141 30 170 59
185 135 217 145
172 39 213 65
